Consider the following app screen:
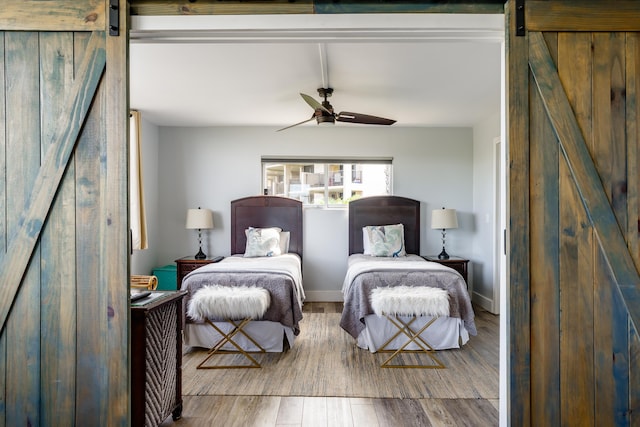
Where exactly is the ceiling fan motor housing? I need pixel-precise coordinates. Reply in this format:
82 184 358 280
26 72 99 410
315 107 335 124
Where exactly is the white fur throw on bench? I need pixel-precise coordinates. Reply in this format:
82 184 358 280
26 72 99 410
187 285 271 321
371 286 450 317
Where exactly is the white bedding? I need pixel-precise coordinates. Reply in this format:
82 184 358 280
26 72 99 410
184 320 295 352
357 315 469 352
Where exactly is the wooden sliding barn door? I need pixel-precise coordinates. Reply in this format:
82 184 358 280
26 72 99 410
507 1 640 425
0 1 129 425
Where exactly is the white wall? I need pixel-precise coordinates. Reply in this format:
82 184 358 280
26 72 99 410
154 125 477 301
131 117 160 275
472 111 501 313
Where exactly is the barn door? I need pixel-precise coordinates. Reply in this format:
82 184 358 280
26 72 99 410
507 1 640 425
0 1 129 425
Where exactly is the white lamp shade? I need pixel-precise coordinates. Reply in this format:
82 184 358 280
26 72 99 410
431 208 458 230
186 208 214 230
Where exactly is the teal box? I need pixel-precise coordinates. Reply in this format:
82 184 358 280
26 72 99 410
152 264 177 291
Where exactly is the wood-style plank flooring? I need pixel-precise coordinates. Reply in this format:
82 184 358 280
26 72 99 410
161 302 499 426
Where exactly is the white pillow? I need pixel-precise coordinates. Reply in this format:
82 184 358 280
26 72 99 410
362 227 372 255
364 224 407 257
244 227 282 257
279 231 290 254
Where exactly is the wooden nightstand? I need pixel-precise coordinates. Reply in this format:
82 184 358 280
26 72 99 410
422 255 469 286
175 256 224 289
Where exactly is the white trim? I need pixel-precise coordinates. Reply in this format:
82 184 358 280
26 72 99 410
472 290 494 313
130 14 504 44
304 290 344 303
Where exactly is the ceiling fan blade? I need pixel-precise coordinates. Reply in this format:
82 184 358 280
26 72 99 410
336 111 396 126
276 115 315 132
300 93 332 114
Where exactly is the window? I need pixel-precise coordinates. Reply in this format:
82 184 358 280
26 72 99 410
262 157 392 207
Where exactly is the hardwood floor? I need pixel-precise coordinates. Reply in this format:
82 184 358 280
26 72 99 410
161 303 499 427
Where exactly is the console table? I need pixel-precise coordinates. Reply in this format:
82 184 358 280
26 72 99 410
131 290 187 426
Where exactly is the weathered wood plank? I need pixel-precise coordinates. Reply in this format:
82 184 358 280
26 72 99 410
373 398 432 427
440 398 499 427
630 323 640 426
0 31 5 254
608 270 640 426
129 0 503 16
39 31 77 427
593 32 627 231
557 31 595 426
314 1 504 14
130 0 314 16
0 30 5 427
629 32 640 424
0 0 104 31
559 147 595 426
527 1 640 32
627 33 640 274
506 1 531 425
529 31 560 427
594 247 629 425
528 30 640 337
0 31 106 334
591 32 629 426
72 32 108 426
4 31 41 427
104 7 129 423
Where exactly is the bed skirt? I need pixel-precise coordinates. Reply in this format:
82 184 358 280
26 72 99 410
183 320 295 352
356 314 469 352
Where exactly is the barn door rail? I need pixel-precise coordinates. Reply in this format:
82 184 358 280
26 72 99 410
516 0 525 36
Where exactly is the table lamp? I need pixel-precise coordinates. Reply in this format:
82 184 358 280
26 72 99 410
431 207 458 260
186 207 214 259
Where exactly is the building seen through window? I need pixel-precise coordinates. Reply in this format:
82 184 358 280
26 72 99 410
262 159 391 207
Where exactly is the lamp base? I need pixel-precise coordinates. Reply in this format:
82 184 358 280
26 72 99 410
438 247 450 260
194 247 206 260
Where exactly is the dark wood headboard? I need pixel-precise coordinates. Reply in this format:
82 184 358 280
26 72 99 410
231 195 303 259
348 196 420 255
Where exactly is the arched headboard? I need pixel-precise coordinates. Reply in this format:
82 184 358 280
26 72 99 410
348 195 420 255
231 196 303 260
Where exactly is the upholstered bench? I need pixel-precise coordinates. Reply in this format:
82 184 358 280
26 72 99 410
187 285 270 369
371 285 450 368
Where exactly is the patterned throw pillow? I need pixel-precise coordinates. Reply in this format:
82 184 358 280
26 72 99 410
365 224 406 257
244 227 282 257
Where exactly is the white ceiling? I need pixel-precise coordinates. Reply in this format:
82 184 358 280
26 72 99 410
130 14 504 129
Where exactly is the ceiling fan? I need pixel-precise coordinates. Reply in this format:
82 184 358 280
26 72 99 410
277 87 396 132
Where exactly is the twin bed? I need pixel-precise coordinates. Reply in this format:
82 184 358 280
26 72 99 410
180 196 305 352
180 194 476 357
340 196 476 352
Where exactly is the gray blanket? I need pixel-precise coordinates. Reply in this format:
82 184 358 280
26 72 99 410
340 255 477 338
180 256 304 335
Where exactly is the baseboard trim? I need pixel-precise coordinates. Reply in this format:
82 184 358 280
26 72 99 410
304 290 344 302
472 291 498 314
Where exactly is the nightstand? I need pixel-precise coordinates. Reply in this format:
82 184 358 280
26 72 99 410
131 290 187 426
422 255 469 286
175 256 224 289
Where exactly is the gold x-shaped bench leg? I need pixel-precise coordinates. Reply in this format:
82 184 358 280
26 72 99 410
197 318 266 369
377 315 446 369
